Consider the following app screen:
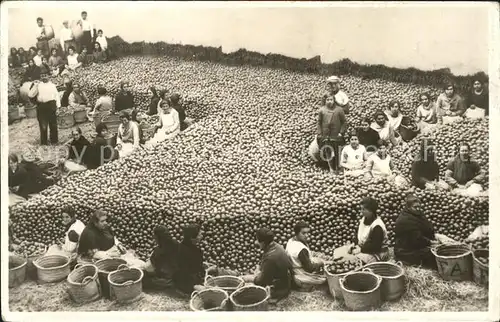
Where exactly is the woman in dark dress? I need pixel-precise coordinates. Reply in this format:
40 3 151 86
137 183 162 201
9 48 21 68
61 80 74 107
89 123 118 169
23 59 41 82
466 78 489 117
114 81 134 112
148 86 160 116
18 47 28 66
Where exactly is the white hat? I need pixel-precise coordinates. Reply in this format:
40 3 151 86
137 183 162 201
327 76 340 83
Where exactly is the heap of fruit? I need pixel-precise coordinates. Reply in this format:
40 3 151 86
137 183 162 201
475 253 489 266
326 259 362 275
8 56 489 272
12 240 47 258
392 118 489 187
467 236 489 251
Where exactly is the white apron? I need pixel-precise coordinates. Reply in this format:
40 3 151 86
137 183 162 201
356 217 390 263
370 154 392 177
286 238 326 286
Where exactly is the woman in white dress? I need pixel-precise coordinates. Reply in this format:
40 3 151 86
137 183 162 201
340 133 367 177
116 111 140 158
46 206 86 262
384 100 404 135
366 141 408 187
146 100 180 147
415 93 438 135
62 46 82 74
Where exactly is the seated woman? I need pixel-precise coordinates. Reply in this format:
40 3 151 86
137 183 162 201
411 138 449 190
63 46 82 73
436 83 466 125
142 225 179 290
92 42 107 64
9 47 21 68
340 133 367 177
365 141 407 186
169 93 194 131
356 117 381 156
88 123 118 169
370 110 400 148
61 127 91 173
334 197 389 264
286 221 327 290
89 86 113 124
68 83 90 109
384 100 404 136
78 47 94 67
39 56 51 75
77 209 145 268
444 142 487 197
60 79 73 108
394 194 456 269
46 206 86 261
465 78 488 119
416 93 438 135
48 48 65 76
116 111 140 158
145 100 180 147
23 59 41 82
148 86 161 116
18 47 28 66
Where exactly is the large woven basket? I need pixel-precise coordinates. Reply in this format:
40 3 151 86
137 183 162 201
204 275 245 295
362 262 405 301
67 264 101 304
431 244 472 281
340 270 383 311
108 265 143 303
472 249 488 287
33 254 71 283
229 285 271 311
9 254 28 288
190 288 229 311
96 258 127 299
26 246 48 280
324 258 363 300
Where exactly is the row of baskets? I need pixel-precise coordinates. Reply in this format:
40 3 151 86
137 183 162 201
9 104 89 129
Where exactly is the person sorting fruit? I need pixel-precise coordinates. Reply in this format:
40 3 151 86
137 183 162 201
116 111 141 158
465 78 488 119
324 75 350 114
444 142 487 197
61 127 91 173
370 110 400 148
77 209 145 268
333 197 390 264
356 117 381 156
142 225 179 290
145 100 180 147
46 206 86 261
394 194 456 269
339 133 367 177
88 123 119 169
285 221 328 290
242 228 293 303
115 81 135 112
436 83 466 125
411 138 449 190
310 95 347 173
365 141 407 187
415 93 438 135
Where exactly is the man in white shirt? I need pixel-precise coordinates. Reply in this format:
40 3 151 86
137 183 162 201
60 20 75 56
35 17 50 57
30 72 61 145
78 11 94 54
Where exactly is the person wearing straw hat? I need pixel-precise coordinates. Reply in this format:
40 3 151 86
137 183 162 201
324 75 350 114
285 221 329 291
46 206 86 261
241 228 293 302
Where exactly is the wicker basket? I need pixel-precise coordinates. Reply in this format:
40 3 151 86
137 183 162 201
190 288 229 311
74 109 88 123
472 249 488 287
26 246 48 280
33 254 71 283
95 258 127 299
100 111 122 134
204 275 245 295
340 270 383 311
229 285 271 311
362 262 405 301
431 244 472 281
108 264 143 303
25 106 37 119
324 258 363 300
58 113 75 129
9 254 28 288
67 264 101 304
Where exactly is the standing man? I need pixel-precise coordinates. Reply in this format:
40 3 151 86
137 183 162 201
29 72 60 145
78 11 94 54
35 17 50 57
60 20 75 57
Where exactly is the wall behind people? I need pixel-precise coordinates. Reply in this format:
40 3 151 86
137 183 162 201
7 6 489 76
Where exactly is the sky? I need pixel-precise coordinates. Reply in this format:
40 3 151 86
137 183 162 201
6 3 491 75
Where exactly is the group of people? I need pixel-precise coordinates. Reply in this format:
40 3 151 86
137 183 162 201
11 13 109 81
310 76 488 197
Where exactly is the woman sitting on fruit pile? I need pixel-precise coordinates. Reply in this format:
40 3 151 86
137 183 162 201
394 194 456 269
444 142 487 197
63 46 82 73
68 83 90 110
415 93 438 135
411 138 449 190
148 86 161 116
9 47 21 68
92 42 107 64
23 59 41 82
48 48 65 76
115 81 135 112
370 110 400 148
242 228 293 303
384 100 404 136
436 83 466 125
365 141 407 186
340 133 367 177
116 111 140 158
285 221 328 290
334 197 390 264
145 100 180 147
46 206 86 261
61 127 91 174
465 78 488 119
77 209 146 268
88 123 119 169
169 93 194 131
142 225 180 290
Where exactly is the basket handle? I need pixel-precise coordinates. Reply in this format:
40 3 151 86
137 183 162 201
117 264 129 271
82 276 94 285
362 267 374 273
120 280 134 287
74 263 83 270
219 298 228 309
204 275 214 285
396 261 403 267
265 285 272 297
190 290 199 298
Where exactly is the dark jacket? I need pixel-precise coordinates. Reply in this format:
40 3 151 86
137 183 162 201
78 223 115 256
88 135 117 169
68 136 91 165
151 240 180 278
115 91 134 112
411 158 440 189
23 66 41 82
10 161 54 198
394 207 435 253
467 90 489 116
174 239 205 294
148 96 160 116
254 242 292 300
356 128 381 152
